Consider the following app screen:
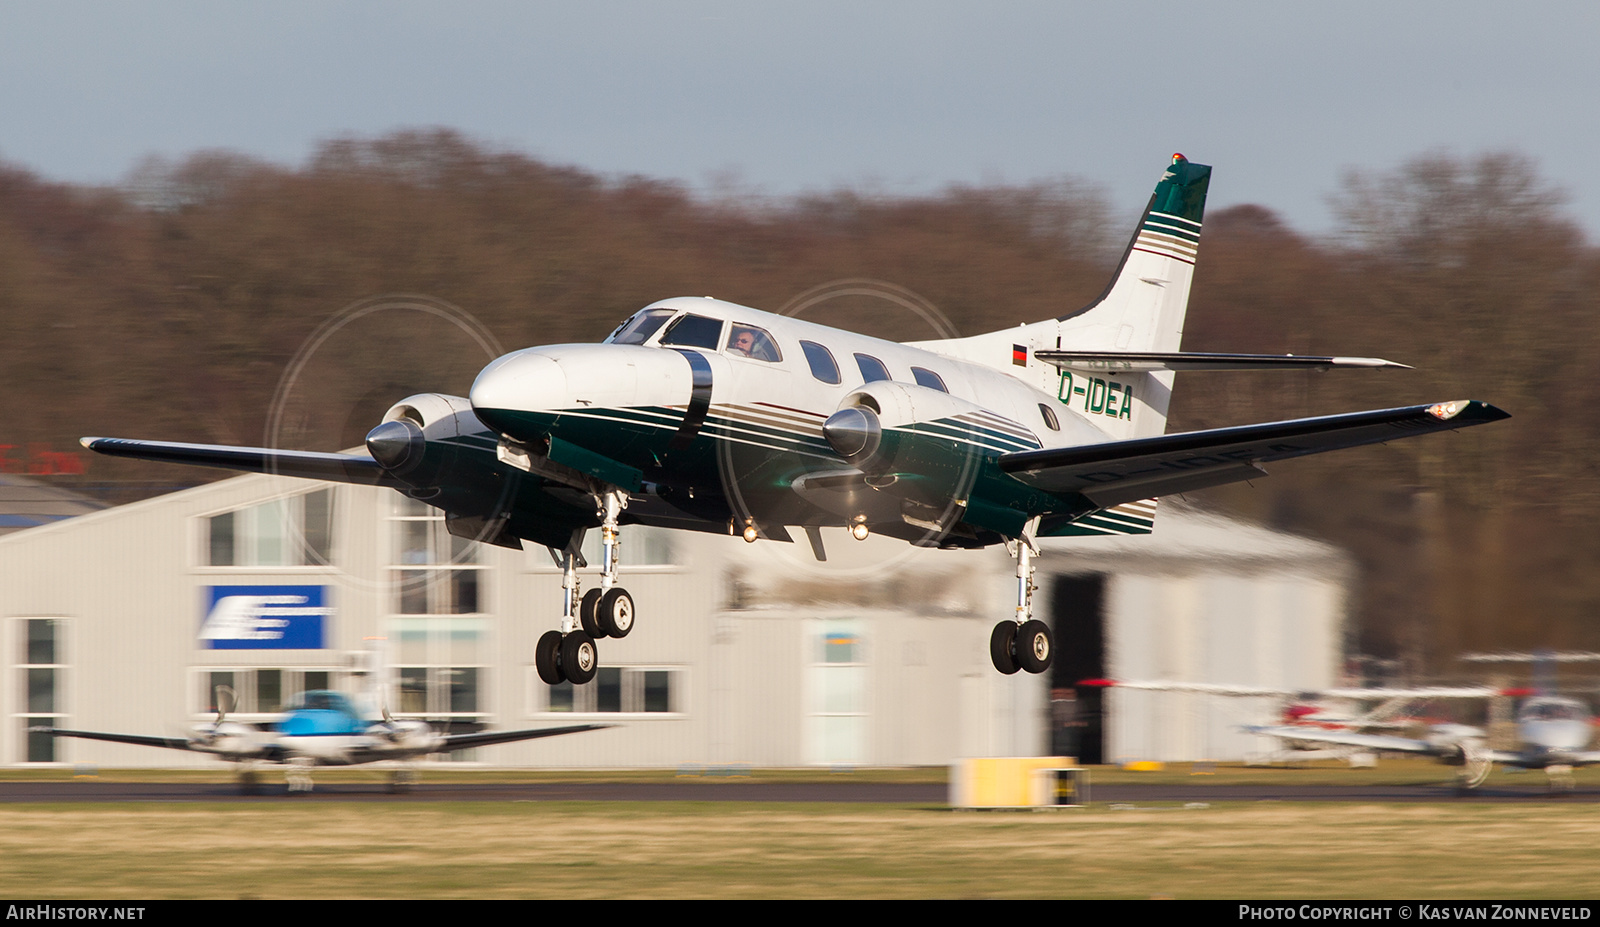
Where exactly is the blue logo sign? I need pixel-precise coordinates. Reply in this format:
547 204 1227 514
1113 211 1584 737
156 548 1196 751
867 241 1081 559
201 585 330 650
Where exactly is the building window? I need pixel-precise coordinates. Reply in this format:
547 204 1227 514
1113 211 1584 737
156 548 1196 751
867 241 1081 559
193 668 339 716
528 525 677 571
388 496 487 719
17 618 66 763
206 489 334 567
542 667 679 714
808 620 867 766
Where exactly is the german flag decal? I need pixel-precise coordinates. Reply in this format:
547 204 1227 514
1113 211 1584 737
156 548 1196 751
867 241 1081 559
1012 344 1027 366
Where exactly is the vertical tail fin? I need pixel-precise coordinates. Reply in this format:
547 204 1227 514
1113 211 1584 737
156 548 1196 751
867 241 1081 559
912 154 1212 440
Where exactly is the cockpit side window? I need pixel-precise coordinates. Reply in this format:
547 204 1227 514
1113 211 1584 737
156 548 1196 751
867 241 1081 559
800 341 841 384
660 313 725 350
607 309 675 345
854 353 891 384
725 324 783 362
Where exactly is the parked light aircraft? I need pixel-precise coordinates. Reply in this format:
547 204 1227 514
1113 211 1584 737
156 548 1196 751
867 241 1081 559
36 686 610 792
1245 695 1600 790
80 154 1509 684
1088 678 1501 765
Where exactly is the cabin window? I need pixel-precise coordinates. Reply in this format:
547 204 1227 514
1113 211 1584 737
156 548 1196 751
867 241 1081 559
854 353 891 384
660 313 724 349
801 341 841 384
606 309 675 345
725 323 782 362
1039 403 1060 431
911 367 948 392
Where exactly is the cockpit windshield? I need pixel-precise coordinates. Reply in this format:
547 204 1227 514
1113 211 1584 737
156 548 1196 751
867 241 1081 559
289 690 356 715
606 309 676 345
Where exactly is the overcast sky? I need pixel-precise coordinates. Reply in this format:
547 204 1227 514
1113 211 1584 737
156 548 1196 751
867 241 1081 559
3 1 1595 239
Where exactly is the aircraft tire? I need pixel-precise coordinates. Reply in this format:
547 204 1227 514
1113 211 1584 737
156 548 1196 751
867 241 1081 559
536 631 566 685
580 588 607 639
990 622 1020 675
1015 620 1053 674
562 630 599 685
598 588 635 638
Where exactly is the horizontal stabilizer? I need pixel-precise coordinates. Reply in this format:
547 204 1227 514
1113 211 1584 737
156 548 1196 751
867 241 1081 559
1002 400 1509 506
439 722 614 751
81 437 393 485
1035 351 1409 373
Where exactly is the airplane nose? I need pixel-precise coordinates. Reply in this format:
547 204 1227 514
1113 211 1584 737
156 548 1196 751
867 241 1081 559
470 351 568 438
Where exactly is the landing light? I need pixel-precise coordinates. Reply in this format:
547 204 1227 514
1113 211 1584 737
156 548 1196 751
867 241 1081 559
1427 401 1467 420
742 523 759 543
851 522 870 541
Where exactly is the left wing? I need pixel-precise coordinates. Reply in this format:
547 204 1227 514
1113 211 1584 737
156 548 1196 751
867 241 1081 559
1002 400 1508 507
436 722 614 751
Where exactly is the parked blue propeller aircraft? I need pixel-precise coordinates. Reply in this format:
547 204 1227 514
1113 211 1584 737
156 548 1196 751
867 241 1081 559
81 154 1508 684
37 686 609 792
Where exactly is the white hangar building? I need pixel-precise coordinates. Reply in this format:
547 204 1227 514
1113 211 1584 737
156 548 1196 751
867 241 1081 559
0 472 1352 768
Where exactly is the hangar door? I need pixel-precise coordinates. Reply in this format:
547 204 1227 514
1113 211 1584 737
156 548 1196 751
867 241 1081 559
1049 574 1105 764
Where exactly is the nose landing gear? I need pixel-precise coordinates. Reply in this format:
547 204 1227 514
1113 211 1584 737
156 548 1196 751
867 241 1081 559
536 491 635 687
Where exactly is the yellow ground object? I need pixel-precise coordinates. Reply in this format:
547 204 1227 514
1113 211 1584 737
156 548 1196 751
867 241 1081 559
949 757 1082 808
1121 760 1165 772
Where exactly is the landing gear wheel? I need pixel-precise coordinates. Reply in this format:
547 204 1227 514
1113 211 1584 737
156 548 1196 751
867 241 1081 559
561 630 599 685
535 630 566 685
990 621 1020 675
580 588 607 639
1015 619 1053 674
598 587 635 638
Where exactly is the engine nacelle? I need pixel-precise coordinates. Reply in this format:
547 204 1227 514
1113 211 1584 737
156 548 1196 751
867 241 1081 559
821 381 1029 513
191 721 260 757
363 393 527 547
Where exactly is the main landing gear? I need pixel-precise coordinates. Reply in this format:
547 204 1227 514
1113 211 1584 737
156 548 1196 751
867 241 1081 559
536 491 635 687
990 525 1054 676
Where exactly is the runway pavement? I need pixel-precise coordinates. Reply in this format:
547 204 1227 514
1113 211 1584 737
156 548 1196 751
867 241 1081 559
3 779 1597 803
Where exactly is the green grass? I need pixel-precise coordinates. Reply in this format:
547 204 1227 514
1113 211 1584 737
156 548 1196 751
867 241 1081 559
2 801 1599 899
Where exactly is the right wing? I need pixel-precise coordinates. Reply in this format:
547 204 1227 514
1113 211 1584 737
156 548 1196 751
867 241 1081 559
79 437 394 485
35 727 192 751
1002 400 1508 508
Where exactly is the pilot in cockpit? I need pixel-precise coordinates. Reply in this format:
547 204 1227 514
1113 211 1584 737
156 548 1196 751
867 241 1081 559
727 325 778 362
729 327 759 357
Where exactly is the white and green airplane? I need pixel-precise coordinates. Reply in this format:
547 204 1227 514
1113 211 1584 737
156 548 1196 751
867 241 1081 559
82 154 1508 684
